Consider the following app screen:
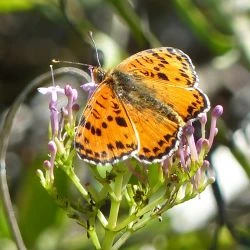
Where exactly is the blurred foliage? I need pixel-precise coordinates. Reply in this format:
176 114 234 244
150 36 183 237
0 0 33 12
1 0 250 249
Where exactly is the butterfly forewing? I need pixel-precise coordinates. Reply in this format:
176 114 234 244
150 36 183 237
116 47 197 87
115 47 210 122
75 82 138 165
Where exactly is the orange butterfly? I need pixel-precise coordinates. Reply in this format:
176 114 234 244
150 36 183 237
75 47 210 165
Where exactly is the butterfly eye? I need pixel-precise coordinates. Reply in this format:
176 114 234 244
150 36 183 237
94 67 106 83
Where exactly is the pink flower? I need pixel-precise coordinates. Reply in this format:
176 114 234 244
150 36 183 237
38 85 64 137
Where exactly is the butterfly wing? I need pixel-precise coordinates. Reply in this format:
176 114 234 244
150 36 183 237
115 47 210 122
123 102 182 163
75 81 138 165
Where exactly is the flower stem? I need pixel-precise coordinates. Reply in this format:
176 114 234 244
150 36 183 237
112 231 132 250
88 217 101 250
66 168 89 199
102 172 123 249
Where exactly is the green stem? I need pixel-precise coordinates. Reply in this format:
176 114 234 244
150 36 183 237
102 172 123 249
112 231 132 250
88 218 101 250
102 230 116 250
66 167 108 228
97 210 108 228
115 194 165 232
66 168 89 199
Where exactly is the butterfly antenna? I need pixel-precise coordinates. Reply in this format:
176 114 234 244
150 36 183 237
50 64 55 86
52 59 92 68
88 31 101 67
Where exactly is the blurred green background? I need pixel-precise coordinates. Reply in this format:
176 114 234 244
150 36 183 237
1 0 250 249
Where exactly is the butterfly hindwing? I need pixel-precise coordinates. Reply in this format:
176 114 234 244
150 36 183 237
123 102 182 163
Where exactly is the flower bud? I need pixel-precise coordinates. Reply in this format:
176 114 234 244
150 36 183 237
212 105 223 118
64 84 73 97
43 160 51 169
48 140 57 154
196 138 204 153
199 113 207 125
202 160 210 168
183 125 198 161
183 124 194 136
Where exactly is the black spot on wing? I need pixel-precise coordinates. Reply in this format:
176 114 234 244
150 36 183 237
161 60 169 64
91 127 95 135
180 72 189 78
136 58 144 65
153 147 160 153
85 122 91 130
158 140 165 147
101 151 107 157
114 109 121 114
75 142 84 150
143 147 150 153
94 152 100 158
111 101 119 109
152 52 165 61
157 72 169 81
107 115 113 121
115 117 127 127
92 109 100 119
116 141 125 149
85 149 93 155
158 63 165 68
107 143 114 150
96 100 105 109
96 128 102 136
176 56 182 61
102 122 108 128
101 95 108 100
164 134 171 141
191 101 198 107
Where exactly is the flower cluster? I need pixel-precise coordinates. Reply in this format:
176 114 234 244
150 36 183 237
37 66 78 185
37 66 223 250
161 105 223 206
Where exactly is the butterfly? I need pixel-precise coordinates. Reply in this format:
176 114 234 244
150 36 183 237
74 47 210 165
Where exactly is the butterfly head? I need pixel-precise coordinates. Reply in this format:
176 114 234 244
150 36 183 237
93 67 106 84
